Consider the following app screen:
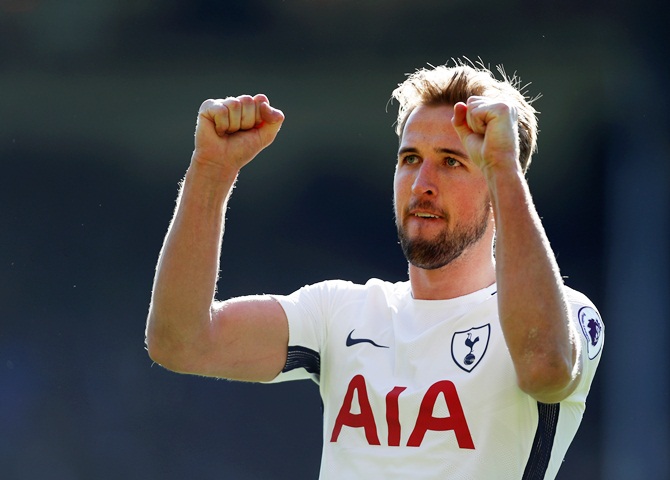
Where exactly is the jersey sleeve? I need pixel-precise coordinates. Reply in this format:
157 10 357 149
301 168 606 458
266 280 352 384
565 287 605 403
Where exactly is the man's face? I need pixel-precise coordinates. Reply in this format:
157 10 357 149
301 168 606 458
393 104 493 270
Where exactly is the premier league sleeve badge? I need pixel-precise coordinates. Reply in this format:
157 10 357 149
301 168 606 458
577 306 604 360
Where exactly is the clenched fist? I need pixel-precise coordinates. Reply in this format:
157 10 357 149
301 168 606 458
192 94 285 176
451 96 520 177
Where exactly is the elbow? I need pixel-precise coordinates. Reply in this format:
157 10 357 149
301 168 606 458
145 312 188 373
516 353 579 403
146 336 191 374
145 328 174 370
145 332 168 366
145 310 216 376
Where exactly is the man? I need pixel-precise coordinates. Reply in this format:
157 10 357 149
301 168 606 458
146 60 604 479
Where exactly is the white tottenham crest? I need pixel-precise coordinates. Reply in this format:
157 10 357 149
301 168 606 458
577 306 604 360
451 324 491 372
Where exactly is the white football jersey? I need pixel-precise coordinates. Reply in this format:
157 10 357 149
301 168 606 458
270 279 604 480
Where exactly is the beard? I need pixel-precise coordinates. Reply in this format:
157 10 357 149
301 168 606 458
396 198 491 270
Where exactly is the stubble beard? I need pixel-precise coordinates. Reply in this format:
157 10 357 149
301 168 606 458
396 198 492 270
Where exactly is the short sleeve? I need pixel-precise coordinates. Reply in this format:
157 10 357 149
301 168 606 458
266 280 353 384
565 287 605 402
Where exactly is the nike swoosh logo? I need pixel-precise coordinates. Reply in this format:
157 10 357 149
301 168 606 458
346 329 389 349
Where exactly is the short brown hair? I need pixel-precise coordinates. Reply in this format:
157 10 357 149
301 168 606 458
391 59 539 172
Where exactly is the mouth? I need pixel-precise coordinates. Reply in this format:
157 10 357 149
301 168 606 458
412 212 441 219
405 200 444 220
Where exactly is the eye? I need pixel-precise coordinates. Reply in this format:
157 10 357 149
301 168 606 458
402 154 420 165
445 157 462 168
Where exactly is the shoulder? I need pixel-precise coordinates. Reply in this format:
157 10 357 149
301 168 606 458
563 285 605 388
274 278 409 313
563 285 599 310
285 278 408 298
563 286 604 342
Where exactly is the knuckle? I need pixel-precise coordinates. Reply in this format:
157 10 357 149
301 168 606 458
253 93 269 103
199 98 216 112
225 97 242 112
496 102 511 113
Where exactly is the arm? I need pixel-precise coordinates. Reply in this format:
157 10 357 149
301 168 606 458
452 97 581 403
145 94 289 382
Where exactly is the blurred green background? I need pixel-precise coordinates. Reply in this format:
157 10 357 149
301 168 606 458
1 1 668 479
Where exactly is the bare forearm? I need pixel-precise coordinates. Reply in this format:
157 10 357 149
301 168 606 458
488 168 577 400
146 162 238 360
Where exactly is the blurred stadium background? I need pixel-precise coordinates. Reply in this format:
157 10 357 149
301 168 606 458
1 1 668 478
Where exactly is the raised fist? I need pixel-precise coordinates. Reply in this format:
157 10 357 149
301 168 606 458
193 94 285 174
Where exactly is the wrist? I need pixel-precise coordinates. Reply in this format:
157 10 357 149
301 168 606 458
188 152 240 186
481 154 523 184
180 159 239 211
485 157 526 194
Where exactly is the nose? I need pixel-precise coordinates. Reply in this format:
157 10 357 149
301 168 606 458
411 161 438 197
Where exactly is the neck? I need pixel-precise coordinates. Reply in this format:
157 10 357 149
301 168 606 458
408 236 496 300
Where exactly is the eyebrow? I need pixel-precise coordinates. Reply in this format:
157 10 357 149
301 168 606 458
397 146 469 159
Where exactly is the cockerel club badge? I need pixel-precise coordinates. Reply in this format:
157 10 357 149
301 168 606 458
451 324 491 373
